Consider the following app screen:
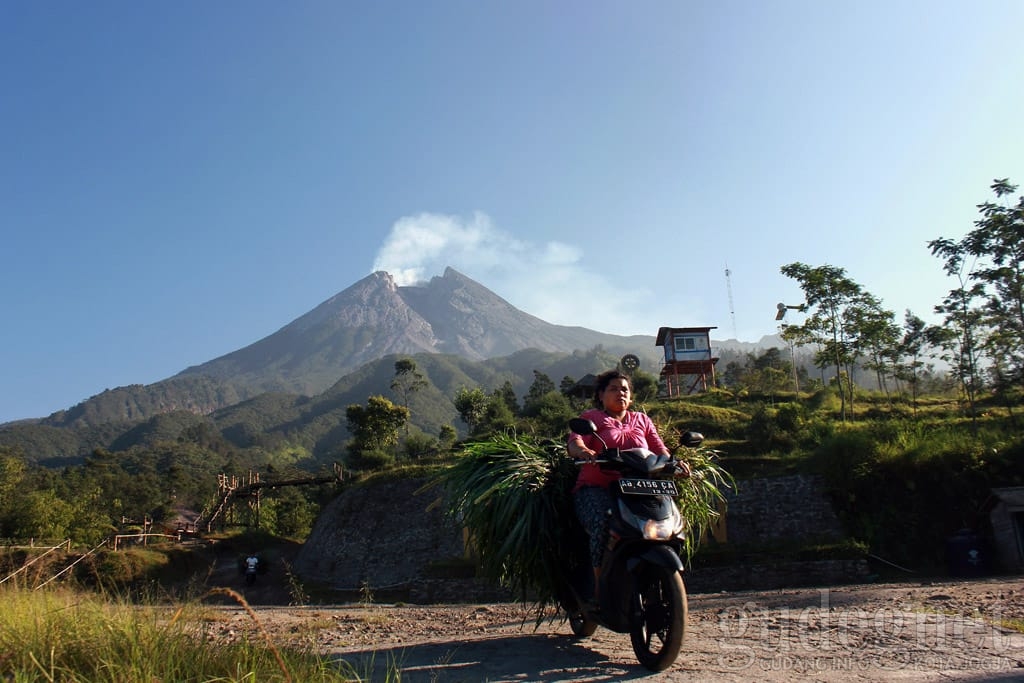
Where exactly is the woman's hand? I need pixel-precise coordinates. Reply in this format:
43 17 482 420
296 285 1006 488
674 459 691 478
569 441 597 461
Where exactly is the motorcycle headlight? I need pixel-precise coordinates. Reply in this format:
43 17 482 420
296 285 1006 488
642 518 676 540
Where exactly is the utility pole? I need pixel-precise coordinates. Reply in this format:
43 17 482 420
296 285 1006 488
776 303 807 393
725 264 738 340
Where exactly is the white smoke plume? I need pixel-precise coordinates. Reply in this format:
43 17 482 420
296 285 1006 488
371 212 659 335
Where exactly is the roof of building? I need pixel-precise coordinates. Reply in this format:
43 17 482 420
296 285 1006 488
990 487 1024 507
656 326 718 346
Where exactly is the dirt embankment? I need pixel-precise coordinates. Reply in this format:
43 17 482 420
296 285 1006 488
207 576 1024 682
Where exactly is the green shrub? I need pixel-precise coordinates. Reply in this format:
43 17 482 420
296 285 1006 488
805 387 842 415
809 419 1024 571
651 400 750 439
401 433 439 459
745 403 805 453
810 428 880 488
346 448 395 471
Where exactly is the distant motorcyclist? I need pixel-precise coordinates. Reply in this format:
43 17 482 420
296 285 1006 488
244 553 259 585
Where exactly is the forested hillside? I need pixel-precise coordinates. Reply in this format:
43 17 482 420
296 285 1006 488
0 346 633 465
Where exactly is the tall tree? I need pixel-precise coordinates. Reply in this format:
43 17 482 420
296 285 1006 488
493 380 520 414
453 387 488 435
929 238 988 420
523 370 557 414
846 295 900 404
895 311 929 413
963 179 1024 389
391 358 427 410
780 263 867 421
0 451 27 536
390 358 428 435
779 323 812 393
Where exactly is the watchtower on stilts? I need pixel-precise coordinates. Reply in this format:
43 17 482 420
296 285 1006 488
656 326 719 397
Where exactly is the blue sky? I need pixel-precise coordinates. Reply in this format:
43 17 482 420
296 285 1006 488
2 1 1023 423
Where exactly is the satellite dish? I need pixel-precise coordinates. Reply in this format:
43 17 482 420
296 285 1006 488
620 354 640 373
777 302 787 311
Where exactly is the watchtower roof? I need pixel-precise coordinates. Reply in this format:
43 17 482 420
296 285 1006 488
656 326 717 346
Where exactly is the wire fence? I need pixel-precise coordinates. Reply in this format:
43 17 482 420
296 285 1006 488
0 539 72 586
34 539 108 590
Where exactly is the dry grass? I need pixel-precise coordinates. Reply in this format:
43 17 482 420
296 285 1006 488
0 583 370 682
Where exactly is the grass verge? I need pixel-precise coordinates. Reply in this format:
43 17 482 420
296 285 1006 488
0 583 366 682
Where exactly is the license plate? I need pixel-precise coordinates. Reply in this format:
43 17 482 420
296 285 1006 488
619 478 678 496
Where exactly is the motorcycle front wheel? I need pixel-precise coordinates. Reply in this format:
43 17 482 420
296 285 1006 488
629 570 687 672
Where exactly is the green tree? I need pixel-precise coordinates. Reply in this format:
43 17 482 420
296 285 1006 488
631 369 660 403
520 391 574 436
346 396 409 456
963 179 1024 391
480 396 517 435
928 237 987 419
894 311 929 412
523 371 557 414
4 490 75 541
0 450 26 501
438 423 458 448
780 323 812 392
847 295 900 403
391 358 428 434
0 451 28 536
270 487 317 538
454 387 488 434
780 263 868 421
492 380 520 414
720 360 745 393
402 432 439 459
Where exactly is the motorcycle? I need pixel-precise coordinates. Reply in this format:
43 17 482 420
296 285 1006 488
559 417 702 672
241 555 260 586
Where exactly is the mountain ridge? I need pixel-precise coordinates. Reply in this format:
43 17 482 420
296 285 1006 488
5 267 783 432
171 266 660 398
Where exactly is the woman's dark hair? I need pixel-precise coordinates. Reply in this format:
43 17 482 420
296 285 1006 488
592 369 632 406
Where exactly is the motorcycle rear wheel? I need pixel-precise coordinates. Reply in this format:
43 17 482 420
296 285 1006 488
629 571 687 671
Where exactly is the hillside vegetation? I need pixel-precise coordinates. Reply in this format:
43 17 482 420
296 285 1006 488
3 177 1020 579
3 351 1022 578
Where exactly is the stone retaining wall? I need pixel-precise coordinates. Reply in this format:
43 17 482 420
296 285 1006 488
723 473 845 544
294 473 862 602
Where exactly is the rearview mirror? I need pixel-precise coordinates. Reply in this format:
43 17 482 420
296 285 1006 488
679 431 704 448
568 418 597 435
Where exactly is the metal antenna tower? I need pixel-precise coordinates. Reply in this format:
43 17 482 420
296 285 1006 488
724 263 738 340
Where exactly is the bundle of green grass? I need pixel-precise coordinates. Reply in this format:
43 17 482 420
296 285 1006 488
434 430 733 614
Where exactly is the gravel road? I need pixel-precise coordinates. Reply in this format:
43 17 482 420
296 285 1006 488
210 577 1024 682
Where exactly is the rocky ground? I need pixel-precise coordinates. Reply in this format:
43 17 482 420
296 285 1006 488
204 575 1024 682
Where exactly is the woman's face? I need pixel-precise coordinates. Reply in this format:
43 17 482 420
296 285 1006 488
600 377 631 413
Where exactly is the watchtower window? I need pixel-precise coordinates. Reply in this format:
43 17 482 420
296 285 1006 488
674 337 696 352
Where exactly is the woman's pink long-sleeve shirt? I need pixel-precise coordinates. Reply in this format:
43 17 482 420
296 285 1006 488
568 408 668 491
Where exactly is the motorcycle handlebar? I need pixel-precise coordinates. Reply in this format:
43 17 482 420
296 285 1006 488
571 452 691 477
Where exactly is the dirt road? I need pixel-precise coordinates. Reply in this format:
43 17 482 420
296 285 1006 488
212 577 1024 682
